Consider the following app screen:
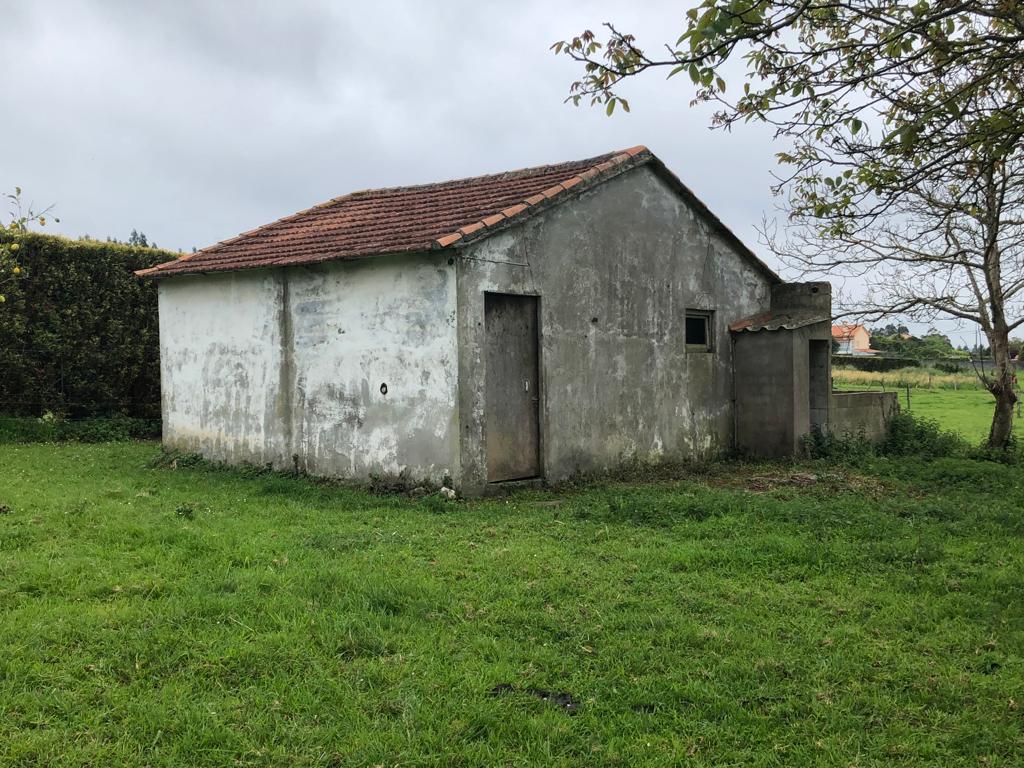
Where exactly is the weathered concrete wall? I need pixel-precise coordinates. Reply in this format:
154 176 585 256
158 253 460 483
456 164 774 491
732 320 833 458
771 281 830 313
831 391 899 442
159 271 288 465
287 255 460 481
733 330 795 457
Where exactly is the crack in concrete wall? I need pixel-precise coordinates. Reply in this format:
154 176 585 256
276 269 295 462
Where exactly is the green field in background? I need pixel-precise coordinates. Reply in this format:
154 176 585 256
837 383 1021 443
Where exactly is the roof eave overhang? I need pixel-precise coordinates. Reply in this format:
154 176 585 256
136 247 436 280
730 313 830 333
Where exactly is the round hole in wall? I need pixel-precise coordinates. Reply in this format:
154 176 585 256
811 286 819 294
380 383 388 395
591 316 599 324
448 257 455 265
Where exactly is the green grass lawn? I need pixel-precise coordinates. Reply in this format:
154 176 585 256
837 384 1022 444
1 442 1022 766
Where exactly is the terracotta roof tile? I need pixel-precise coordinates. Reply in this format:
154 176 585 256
435 233 463 248
459 221 486 237
137 147 650 278
502 203 529 218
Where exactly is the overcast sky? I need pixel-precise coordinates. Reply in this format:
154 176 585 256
1 1 976 343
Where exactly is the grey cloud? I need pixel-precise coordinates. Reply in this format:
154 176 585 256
2 0 781 267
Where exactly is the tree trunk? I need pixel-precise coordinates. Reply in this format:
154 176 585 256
986 330 1018 449
989 387 1016 448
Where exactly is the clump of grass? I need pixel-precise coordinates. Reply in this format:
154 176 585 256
572 490 729 526
423 493 454 514
148 448 205 469
802 426 875 460
968 433 1021 464
552 456 712 491
805 412 968 461
881 411 967 457
174 502 196 520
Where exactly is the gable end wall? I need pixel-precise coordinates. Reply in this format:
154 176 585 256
455 164 774 492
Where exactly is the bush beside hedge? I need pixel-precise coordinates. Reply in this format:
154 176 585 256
0 232 173 419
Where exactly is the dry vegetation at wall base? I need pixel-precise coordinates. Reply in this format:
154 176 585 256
0 442 1021 767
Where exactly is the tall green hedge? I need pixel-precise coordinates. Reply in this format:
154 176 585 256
0 232 174 418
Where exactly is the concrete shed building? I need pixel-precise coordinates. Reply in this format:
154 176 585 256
140 146 895 493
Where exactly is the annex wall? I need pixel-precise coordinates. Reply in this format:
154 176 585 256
831 391 899 442
733 329 796 457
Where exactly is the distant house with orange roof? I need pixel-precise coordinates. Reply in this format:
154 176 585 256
832 324 877 355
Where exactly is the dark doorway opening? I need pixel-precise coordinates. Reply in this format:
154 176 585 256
484 293 541 482
809 340 830 432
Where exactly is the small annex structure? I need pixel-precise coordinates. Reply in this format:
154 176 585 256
141 146 896 492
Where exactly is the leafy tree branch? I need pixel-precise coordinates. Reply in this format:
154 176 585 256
1 188 57 303
554 0 1024 447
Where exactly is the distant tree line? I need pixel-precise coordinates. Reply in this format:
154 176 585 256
77 229 161 249
869 324 1023 361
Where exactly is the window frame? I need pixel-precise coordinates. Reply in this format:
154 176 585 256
684 309 715 352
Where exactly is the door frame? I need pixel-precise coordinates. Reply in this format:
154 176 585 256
483 290 544 482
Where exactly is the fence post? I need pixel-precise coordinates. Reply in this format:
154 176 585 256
905 384 911 411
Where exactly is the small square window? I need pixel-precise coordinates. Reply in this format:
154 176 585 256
685 311 713 351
